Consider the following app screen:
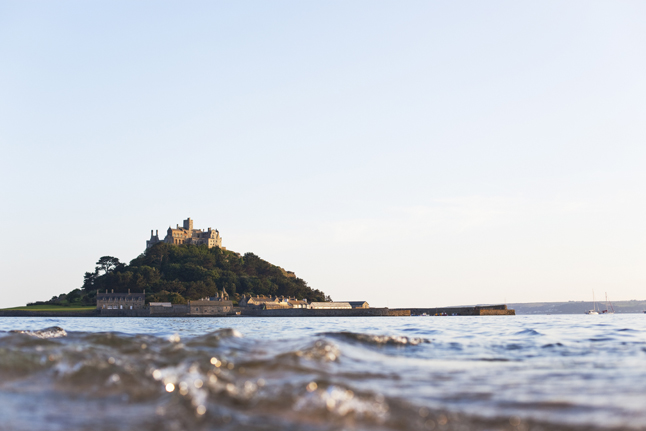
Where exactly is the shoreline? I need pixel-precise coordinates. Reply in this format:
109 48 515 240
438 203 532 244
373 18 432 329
0 305 515 317
0 309 411 318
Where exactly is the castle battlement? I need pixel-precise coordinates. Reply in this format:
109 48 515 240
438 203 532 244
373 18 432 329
146 217 224 249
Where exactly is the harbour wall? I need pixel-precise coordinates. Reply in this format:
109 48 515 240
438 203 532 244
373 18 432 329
100 307 410 317
149 305 190 316
403 305 515 316
100 309 151 317
242 308 410 317
1 306 511 317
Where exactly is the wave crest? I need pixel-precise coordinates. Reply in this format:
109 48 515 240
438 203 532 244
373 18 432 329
9 326 67 338
322 331 430 346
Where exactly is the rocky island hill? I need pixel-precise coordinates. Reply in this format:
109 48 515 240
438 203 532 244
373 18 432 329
34 242 328 307
16 217 512 317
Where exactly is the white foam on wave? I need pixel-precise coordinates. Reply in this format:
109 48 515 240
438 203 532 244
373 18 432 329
10 326 68 338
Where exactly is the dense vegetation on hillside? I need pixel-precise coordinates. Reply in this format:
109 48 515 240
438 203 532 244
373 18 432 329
37 243 328 306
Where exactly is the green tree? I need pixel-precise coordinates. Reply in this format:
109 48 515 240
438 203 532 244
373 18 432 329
96 256 121 275
82 271 97 290
46 242 327 306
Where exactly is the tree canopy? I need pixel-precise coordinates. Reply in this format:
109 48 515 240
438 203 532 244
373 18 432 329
95 256 121 275
44 243 327 306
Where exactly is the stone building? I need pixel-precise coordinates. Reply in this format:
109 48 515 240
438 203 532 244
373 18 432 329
239 295 278 309
97 290 145 310
188 299 234 316
285 298 309 309
209 288 230 302
147 218 223 249
188 288 233 315
310 302 353 309
239 295 309 309
262 297 309 310
340 301 370 309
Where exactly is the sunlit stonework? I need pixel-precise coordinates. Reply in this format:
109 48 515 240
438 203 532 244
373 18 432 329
146 217 223 249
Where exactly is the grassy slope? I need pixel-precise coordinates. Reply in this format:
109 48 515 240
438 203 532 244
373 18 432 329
1 304 96 312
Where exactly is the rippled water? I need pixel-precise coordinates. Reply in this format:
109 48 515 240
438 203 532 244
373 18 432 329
1 315 645 431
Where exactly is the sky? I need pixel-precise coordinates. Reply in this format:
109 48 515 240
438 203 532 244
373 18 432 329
1 1 645 309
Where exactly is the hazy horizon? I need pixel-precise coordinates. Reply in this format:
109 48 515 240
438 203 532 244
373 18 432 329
1 1 645 308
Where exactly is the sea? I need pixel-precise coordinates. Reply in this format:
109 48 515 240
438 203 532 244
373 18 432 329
0 314 645 431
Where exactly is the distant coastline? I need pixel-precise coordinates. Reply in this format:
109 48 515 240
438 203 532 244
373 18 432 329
508 300 646 315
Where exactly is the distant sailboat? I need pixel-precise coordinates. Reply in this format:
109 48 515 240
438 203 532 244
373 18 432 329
586 290 599 315
600 292 615 314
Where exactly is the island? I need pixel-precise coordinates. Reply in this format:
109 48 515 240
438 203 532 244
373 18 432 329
0 218 513 317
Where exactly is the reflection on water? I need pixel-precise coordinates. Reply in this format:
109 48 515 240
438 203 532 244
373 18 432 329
0 315 645 430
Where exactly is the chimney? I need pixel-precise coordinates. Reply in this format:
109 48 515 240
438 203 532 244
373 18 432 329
128 289 130 294
151 230 153 237
111 289 114 293
143 289 145 295
156 230 158 236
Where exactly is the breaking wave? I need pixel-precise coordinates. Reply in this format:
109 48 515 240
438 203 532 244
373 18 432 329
9 326 67 338
321 331 430 346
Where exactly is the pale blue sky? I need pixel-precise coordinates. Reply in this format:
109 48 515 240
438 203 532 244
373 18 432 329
1 1 645 308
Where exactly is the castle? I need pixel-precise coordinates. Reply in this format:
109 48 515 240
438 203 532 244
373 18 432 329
146 218 223 249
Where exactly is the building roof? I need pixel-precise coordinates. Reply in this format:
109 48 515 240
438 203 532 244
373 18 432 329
263 302 291 309
286 299 307 305
97 293 145 298
246 296 280 303
338 301 369 307
310 302 352 308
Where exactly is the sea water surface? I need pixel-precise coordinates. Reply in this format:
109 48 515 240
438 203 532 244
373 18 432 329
0 315 645 431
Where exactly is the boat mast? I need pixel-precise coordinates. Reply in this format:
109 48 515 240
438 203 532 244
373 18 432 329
605 292 615 314
605 292 609 313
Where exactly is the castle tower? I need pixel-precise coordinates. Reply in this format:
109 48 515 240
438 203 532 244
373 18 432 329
146 229 160 249
183 218 193 231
